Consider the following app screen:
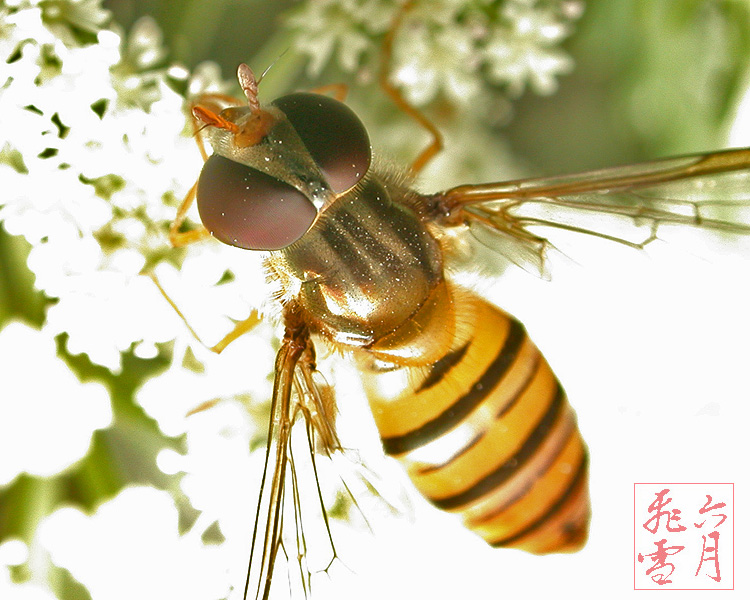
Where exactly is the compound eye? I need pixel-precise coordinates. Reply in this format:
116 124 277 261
272 92 371 193
197 154 316 250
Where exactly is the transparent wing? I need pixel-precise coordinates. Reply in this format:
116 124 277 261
431 148 750 277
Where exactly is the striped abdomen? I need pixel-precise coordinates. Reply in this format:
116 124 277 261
361 293 590 554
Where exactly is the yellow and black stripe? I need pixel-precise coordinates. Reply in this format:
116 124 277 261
362 294 590 554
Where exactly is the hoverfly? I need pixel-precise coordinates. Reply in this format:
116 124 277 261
161 39 750 600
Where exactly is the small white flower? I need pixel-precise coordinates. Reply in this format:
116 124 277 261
37 0 111 47
187 60 230 97
1 539 58 600
0 321 112 485
286 0 579 106
484 0 577 96
0 4 232 370
287 0 393 76
392 22 482 106
38 487 231 600
120 16 165 71
136 318 275 439
155 397 263 538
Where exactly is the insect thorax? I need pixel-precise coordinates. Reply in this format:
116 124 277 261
268 175 454 366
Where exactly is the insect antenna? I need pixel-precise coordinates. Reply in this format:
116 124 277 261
256 49 289 86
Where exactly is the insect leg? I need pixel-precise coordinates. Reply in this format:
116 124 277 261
245 305 309 600
170 92 247 247
168 180 212 247
145 270 261 353
380 0 443 175
294 349 340 455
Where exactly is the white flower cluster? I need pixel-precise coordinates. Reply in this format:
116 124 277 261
287 0 582 106
286 0 394 76
0 0 131 489
2 3 185 369
0 4 275 597
0 0 272 371
1 538 56 600
483 0 581 97
38 486 232 600
0 321 111 485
